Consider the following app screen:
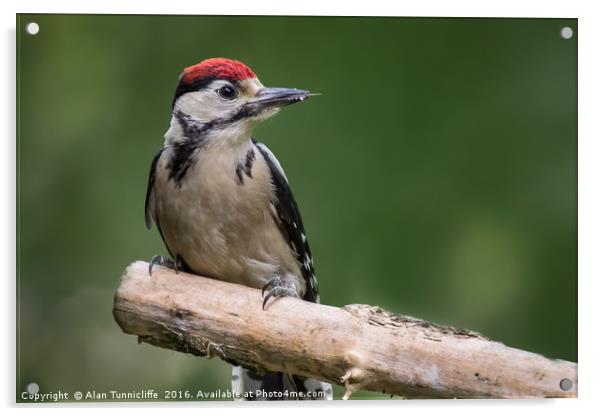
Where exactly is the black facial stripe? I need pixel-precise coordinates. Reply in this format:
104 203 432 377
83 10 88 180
173 75 264 127
169 77 265 185
174 103 254 141
174 110 206 137
172 75 241 108
167 106 257 186
167 139 199 186
167 111 210 186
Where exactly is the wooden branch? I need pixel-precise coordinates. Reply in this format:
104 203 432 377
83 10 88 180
113 261 577 399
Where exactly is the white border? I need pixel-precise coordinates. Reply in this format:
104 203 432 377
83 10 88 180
2 1 600 415
3 0 585 17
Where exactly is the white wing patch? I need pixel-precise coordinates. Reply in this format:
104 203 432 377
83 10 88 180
254 139 320 303
254 141 289 182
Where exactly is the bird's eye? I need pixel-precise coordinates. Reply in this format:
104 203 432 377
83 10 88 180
217 85 237 100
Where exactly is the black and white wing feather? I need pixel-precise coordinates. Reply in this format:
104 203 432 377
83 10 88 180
254 140 320 303
144 147 179 260
145 147 164 230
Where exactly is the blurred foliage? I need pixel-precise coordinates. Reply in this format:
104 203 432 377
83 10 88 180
16 15 576 401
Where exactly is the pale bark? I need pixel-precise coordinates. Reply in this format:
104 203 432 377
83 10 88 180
113 261 577 399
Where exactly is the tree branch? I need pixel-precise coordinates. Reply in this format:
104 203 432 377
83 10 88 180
113 261 577 399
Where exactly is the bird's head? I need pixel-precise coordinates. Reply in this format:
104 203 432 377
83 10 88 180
172 58 313 139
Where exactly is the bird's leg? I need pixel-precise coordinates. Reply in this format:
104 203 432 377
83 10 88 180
148 255 182 275
261 275 300 310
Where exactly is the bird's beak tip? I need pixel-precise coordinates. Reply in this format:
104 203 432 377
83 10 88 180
250 87 317 109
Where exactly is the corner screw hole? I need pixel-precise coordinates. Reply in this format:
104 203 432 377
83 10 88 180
560 26 573 40
26 382 39 394
559 378 573 391
26 22 40 36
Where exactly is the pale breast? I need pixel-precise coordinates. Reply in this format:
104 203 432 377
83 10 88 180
152 142 301 289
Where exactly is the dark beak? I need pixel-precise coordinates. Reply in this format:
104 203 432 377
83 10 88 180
246 87 316 114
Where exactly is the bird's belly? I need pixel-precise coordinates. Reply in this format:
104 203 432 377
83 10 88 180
155 155 298 289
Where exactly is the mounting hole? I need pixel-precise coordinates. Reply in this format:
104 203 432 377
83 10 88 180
26 22 40 36
560 26 573 40
26 382 39 394
559 378 573 391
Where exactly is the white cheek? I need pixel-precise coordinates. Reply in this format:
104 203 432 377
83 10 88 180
205 119 254 142
253 107 280 123
176 91 235 122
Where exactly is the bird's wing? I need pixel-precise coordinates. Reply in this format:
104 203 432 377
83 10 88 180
253 140 320 303
144 147 164 229
144 147 177 259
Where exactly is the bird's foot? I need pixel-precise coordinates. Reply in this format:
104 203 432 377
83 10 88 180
262 276 299 310
148 255 181 276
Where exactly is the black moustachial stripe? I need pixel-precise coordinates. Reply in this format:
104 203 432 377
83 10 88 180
168 74 280 185
235 147 256 185
167 111 211 185
167 102 264 186
174 110 206 137
254 140 319 303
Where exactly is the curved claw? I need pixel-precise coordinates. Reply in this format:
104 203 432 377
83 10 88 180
148 255 179 276
262 292 273 310
261 277 299 310
262 277 280 297
149 255 163 276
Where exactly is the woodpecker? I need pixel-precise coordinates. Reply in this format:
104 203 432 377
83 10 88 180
144 58 333 400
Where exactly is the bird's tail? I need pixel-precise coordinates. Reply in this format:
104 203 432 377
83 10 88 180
232 366 332 401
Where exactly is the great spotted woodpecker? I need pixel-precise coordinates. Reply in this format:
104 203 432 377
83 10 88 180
144 58 332 400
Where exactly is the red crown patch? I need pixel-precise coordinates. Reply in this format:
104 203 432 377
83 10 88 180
181 58 256 84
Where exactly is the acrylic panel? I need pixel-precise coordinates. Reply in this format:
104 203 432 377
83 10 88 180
16 14 577 402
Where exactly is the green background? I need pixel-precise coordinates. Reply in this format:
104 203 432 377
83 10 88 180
17 15 577 401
